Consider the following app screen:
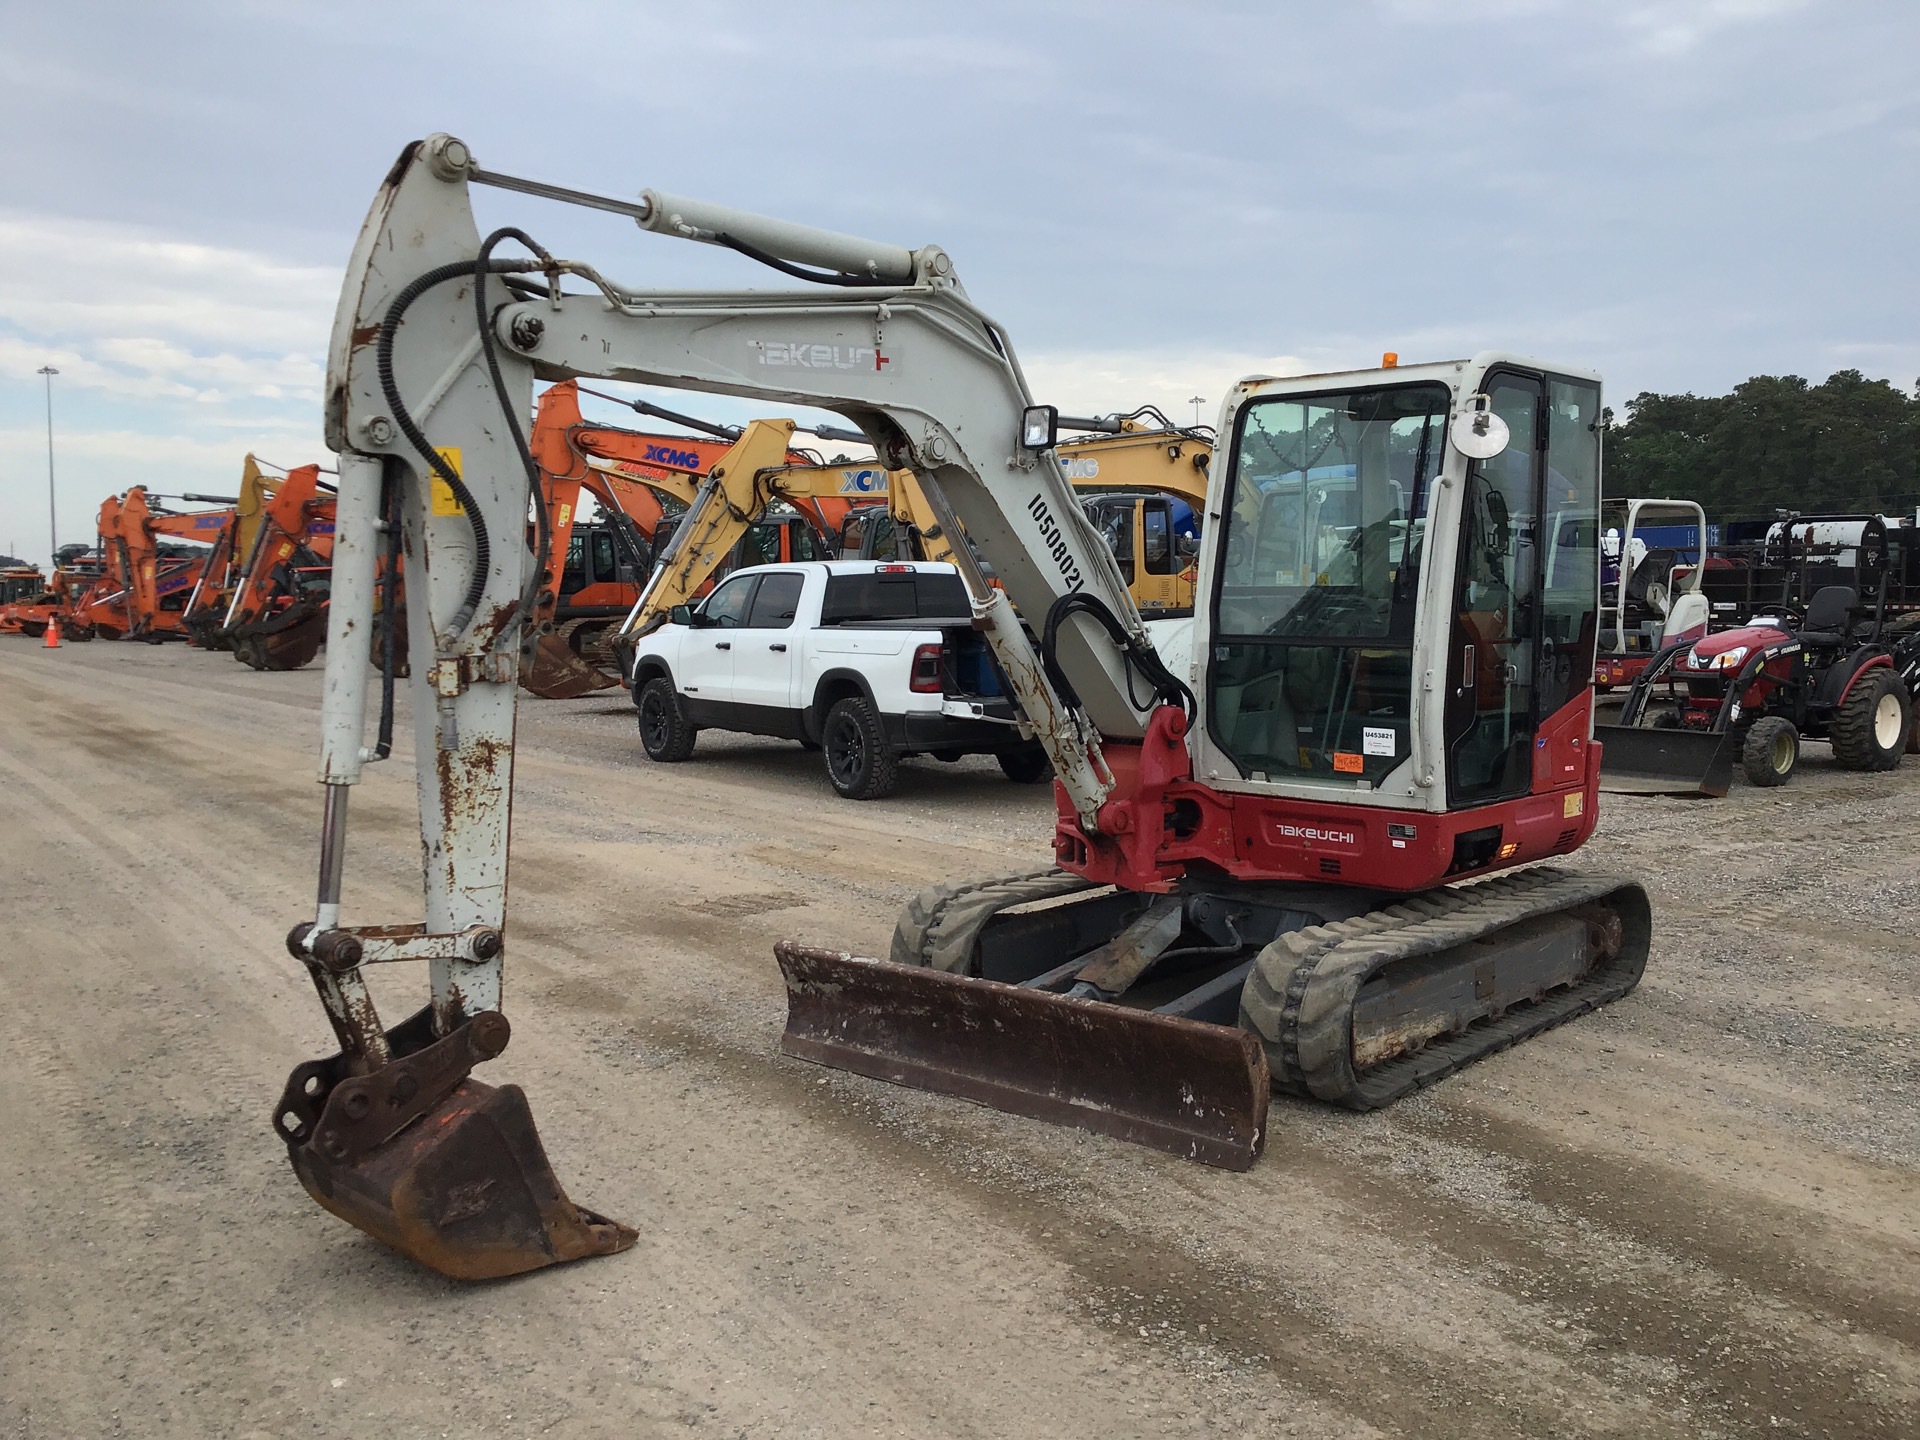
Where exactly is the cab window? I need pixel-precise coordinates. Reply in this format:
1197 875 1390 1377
1143 502 1173 576
1207 382 1446 785
745 572 805 629
590 529 617 583
699 574 759 628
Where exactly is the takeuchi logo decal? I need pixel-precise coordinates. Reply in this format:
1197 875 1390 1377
1271 822 1359 846
753 341 892 372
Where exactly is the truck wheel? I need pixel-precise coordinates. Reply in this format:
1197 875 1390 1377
823 695 898 800
636 676 697 762
1741 717 1798 787
996 744 1053 784
1831 668 1909 772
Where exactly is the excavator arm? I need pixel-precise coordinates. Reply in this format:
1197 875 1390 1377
283 133 1170 1277
608 434 933 646
219 464 334 670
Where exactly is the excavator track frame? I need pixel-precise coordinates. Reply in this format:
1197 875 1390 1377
779 865 1649 1165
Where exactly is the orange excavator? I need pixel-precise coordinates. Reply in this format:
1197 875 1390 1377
0 563 48 632
522 379 834 696
219 463 340 670
182 455 291 651
72 487 240 641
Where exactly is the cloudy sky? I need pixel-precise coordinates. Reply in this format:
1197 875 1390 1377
1 0 1914 563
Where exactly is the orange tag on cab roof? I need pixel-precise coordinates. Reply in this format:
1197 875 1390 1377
1333 752 1365 774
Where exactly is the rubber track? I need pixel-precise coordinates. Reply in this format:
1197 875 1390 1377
1239 866 1651 1110
552 617 620 674
891 868 1098 973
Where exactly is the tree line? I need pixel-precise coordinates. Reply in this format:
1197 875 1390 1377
1602 370 1920 522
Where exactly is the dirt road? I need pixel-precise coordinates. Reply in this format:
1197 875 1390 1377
1 638 1914 1439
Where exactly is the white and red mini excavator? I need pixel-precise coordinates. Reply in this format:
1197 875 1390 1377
277 134 1649 1279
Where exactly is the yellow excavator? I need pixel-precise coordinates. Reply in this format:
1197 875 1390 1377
1058 416 1213 616
606 420 959 670
608 413 1214 663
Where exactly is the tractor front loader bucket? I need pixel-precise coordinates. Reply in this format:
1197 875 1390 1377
1596 724 1734 797
275 1006 636 1280
523 633 621 698
775 943 1270 1169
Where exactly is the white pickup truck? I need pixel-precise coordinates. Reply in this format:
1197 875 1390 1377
626 560 1051 799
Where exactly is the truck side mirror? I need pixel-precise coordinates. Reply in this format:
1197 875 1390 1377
670 604 696 627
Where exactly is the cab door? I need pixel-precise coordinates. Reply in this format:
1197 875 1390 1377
1135 498 1180 612
1444 371 1544 806
728 570 805 716
678 572 759 706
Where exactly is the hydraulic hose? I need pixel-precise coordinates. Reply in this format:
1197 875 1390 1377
472 227 556 644
1040 591 1196 724
372 457 403 762
374 252 545 642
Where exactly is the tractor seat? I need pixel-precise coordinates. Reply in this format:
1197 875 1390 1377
1797 585 1859 649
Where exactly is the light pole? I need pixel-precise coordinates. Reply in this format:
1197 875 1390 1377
1189 395 1206 428
38 365 58 569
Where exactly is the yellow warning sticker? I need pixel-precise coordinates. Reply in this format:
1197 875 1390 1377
428 447 465 515
1563 791 1584 818
556 502 572 530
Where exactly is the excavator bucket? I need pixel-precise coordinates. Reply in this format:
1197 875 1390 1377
522 633 621 698
274 1007 636 1280
1596 724 1733 797
256 606 328 671
774 943 1270 1169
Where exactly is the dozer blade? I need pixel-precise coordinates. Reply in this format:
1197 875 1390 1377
774 942 1270 1170
1596 723 1733 797
522 633 620 698
275 1007 636 1280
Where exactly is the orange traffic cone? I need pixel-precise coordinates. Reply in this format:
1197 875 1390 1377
44 615 60 648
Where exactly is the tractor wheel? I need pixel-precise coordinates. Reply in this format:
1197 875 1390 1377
636 677 697 762
1831 668 1910 772
1741 717 1798 788
996 744 1054 784
822 694 898 800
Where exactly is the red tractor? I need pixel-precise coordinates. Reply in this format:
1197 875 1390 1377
1607 567 1920 791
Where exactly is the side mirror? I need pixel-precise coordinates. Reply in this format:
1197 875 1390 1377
669 603 695 627
1177 534 1200 559
1451 393 1510 460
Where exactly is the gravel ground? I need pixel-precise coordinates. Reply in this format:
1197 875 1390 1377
0 637 1914 1439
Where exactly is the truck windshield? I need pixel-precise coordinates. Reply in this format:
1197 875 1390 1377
1207 381 1448 784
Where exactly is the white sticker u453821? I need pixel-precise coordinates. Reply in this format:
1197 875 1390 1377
1362 726 1396 757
